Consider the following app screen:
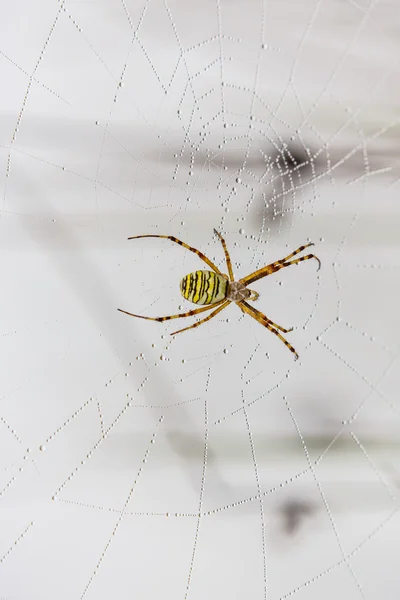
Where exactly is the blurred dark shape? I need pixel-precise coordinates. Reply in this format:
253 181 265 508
257 143 316 229
147 132 400 231
279 498 316 535
147 139 319 231
273 144 314 178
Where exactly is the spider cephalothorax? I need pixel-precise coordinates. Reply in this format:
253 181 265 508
227 281 258 302
118 229 320 359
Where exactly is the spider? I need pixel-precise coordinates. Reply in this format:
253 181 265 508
118 229 320 359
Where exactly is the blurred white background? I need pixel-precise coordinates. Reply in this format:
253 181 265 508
1 1 400 598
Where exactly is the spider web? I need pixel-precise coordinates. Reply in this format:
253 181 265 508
1 0 400 598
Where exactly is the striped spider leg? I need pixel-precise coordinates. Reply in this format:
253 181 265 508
238 300 298 359
118 232 320 358
118 232 233 329
239 242 321 286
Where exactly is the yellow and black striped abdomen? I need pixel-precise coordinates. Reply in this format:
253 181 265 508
180 270 228 305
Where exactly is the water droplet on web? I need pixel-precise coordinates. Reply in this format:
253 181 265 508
39 445 46 452
223 348 228 354
239 228 244 234
236 177 241 184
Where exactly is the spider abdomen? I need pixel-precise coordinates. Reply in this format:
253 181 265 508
180 270 228 305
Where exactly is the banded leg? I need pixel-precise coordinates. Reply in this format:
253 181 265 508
238 301 299 359
170 300 230 335
117 300 224 322
275 242 315 265
213 229 234 281
279 253 321 271
239 301 293 333
128 234 222 275
240 244 320 286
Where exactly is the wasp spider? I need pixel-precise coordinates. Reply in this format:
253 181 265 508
118 230 320 359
